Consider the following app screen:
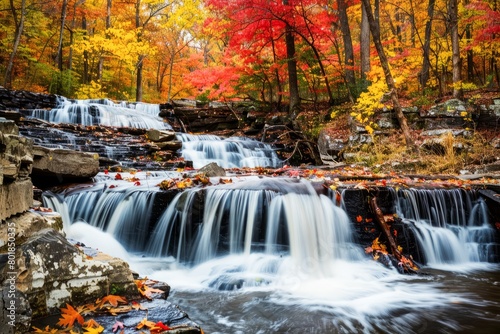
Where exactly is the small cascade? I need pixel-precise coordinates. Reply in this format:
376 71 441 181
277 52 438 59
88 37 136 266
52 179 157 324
394 188 497 267
42 171 180 252
146 178 362 270
26 97 169 129
177 133 282 169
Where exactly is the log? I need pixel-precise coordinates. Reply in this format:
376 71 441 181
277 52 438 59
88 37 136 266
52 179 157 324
370 196 419 273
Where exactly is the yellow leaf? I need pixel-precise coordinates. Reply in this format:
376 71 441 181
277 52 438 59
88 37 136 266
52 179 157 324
84 325 104 334
136 318 156 330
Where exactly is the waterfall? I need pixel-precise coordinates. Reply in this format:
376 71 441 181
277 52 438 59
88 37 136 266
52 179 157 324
394 188 497 267
41 174 500 332
42 173 170 252
177 133 282 169
145 178 362 271
27 97 169 129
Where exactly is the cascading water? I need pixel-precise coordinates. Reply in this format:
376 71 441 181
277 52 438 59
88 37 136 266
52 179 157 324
41 173 500 333
26 97 169 129
394 188 497 268
177 133 282 169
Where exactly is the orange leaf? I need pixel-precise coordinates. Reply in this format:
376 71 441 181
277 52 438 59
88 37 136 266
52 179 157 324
83 319 101 328
98 295 128 308
356 215 363 223
57 303 84 328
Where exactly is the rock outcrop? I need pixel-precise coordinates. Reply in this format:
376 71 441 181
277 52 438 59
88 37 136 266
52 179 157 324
0 87 57 111
0 118 33 221
31 145 99 187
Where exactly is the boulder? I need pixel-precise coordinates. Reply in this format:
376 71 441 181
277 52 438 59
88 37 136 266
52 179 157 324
198 162 226 177
155 140 183 151
146 129 177 142
0 228 139 322
317 129 346 164
31 146 99 186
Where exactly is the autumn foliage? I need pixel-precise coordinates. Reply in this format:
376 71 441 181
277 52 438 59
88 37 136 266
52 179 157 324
1 0 499 106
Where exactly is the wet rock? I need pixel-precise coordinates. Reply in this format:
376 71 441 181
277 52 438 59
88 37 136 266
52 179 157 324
146 129 177 142
156 140 183 151
1 228 139 318
198 162 226 177
31 145 99 186
0 110 22 123
0 87 57 111
31 298 203 334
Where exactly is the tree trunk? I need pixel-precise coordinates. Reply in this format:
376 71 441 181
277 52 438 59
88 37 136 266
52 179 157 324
360 3 370 82
337 0 356 98
420 0 435 90
449 0 463 99
82 16 89 84
283 0 300 116
270 20 283 108
55 0 68 71
167 50 175 102
135 0 143 102
136 55 144 102
360 0 416 150
4 0 26 88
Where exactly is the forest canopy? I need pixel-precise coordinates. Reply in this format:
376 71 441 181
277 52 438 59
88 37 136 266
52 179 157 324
1 0 499 105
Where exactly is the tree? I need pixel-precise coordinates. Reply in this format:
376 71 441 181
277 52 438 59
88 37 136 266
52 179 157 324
360 2 370 83
360 0 416 150
419 0 436 89
3 0 27 88
283 0 300 115
134 0 171 101
448 0 463 99
337 0 356 99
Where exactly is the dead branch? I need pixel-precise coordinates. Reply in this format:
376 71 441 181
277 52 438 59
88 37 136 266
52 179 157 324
370 196 419 274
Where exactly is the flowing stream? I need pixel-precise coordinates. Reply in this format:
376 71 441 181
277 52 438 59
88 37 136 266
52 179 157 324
43 172 500 333
28 100 499 333
24 97 169 129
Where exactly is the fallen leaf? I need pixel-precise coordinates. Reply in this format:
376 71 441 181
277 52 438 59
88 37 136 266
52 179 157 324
57 303 85 328
83 319 101 328
83 325 104 334
136 318 156 330
98 295 128 308
112 320 124 333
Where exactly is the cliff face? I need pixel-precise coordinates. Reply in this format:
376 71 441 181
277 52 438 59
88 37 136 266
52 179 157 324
0 119 139 334
0 118 34 221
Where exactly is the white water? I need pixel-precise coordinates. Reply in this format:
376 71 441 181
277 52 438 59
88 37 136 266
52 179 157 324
395 188 497 270
43 175 499 333
29 97 169 129
177 133 282 169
